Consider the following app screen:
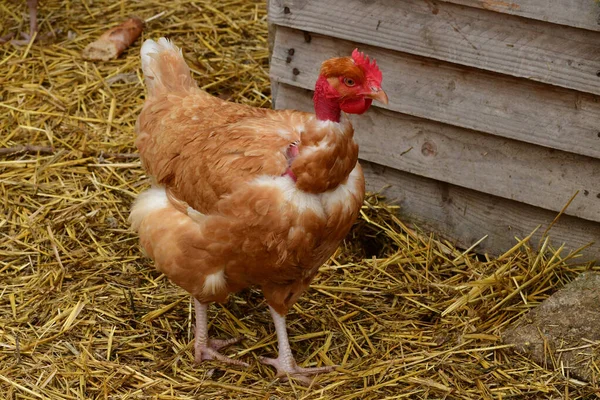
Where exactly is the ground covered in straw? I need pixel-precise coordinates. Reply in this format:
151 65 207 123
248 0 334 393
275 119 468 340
1 1 599 399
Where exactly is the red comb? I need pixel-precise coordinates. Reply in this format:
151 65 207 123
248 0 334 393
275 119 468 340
351 48 383 84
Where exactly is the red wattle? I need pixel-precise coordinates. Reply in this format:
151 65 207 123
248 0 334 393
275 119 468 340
340 98 373 115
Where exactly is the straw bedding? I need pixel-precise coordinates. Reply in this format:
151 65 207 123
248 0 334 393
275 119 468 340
0 1 598 398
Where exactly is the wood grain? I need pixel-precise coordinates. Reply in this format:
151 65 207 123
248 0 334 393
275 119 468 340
275 84 600 223
439 0 600 32
361 160 599 263
270 26 600 160
268 0 600 95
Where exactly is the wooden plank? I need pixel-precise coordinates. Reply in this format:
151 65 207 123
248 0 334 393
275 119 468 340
274 83 600 223
439 0 600 32
269 26 600 160
268 0 600 95
360 160 599 263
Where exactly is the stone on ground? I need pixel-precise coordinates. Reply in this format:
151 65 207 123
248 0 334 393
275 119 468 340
502 271 600 382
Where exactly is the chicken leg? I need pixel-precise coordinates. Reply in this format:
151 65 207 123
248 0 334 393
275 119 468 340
26 0 38 39
193 299 248 367
260 306 336 384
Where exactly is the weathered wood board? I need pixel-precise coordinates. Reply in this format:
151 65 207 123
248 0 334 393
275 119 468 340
268 1 600 262
361 160 600 262
274 83 600 223
270 26 600 160
439 0 600 32
268 0 600 95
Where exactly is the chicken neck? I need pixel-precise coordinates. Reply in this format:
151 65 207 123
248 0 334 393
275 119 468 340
313 76 342 122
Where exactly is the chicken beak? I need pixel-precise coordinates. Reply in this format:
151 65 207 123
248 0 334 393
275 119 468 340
366 88 389 105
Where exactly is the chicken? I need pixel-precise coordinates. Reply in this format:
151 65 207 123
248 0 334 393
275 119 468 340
129 38 387 383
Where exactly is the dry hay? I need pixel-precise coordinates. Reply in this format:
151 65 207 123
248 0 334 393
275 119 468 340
0 0 599 399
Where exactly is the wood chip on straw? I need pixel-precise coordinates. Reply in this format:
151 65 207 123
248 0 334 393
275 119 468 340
82 17 144 61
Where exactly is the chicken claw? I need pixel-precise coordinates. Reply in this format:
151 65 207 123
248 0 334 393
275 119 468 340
259 355 336 385
193 299 248 367
195 337 248 367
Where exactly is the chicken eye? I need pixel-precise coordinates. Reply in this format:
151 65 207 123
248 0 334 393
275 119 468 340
343 78 355 87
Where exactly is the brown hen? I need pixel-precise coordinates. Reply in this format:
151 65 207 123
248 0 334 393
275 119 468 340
129 38 387 382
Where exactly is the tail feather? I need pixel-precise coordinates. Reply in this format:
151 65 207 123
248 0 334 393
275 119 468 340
140 37 197 96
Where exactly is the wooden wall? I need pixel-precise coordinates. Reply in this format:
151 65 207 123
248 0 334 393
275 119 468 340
267 0 600 261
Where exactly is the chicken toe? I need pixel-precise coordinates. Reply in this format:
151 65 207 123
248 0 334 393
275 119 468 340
259 355 336 384
195 342 249 367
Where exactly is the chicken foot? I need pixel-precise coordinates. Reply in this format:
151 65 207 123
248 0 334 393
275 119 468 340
3 0 53 45
193 299 248 367
260 306 336 384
